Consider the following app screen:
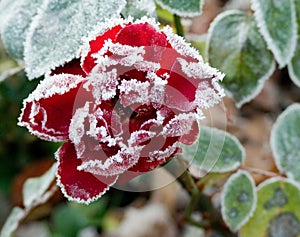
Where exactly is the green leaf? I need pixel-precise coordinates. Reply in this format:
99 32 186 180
155 0 203 17
22 163 56 208
190 126 245 174
221 170 256 232
207 10 275 108
0 207 25 237
288 1 300 87
52 204 89 237
270 103 300 182
240 177 300 237
251 0 297 68
0 0 44 61
24 0 126 79
122 0 156 19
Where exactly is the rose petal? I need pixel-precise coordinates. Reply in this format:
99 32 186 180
162 113 197 138
118 79 150 107
56 142 117 204
50 59 86 77
18 74 86 141
129 142 180 172
81 25 123 74
77 145 142 176
116 23 168 47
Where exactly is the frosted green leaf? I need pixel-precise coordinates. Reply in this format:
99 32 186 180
0 207 25 237
0 0 18 28
22 163 56 208
221 170 256 232
240 177 300 237
288 1 300 88
190 126 245 173
24 0 126 79
207 10 275 108
270 103 300 182
155 0 203 17
251 0 297 68
0 0 44 61
122 0 156 19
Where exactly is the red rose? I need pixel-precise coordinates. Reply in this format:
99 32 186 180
19 17 224 204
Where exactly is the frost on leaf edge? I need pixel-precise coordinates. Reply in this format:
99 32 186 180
251 0 298 68
156 0 204 17
24 0 126 80
270 103 300 181
288 58 300 88
221 170 257 232
205 10 276 108
256 176 300 192
196 126 245 173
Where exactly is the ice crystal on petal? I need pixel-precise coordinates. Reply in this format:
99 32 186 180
28 74 85 101
78 146 142 176
84 68 118 103
162 113 197 137
149 143 178 161
69 103 90 158
128 130 156 146
195 80 224 109
118 79 150 107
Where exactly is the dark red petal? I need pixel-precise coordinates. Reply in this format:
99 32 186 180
18 75 85 141
116 23 168 47
129 142 180 173
51 59 86 77
82 25 123 74
162 62 198 111
56 142 117 204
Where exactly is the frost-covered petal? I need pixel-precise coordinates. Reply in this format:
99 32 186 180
18 74 86 141
56 142 118 204
128 130 156 146
77 146 142 176
129 140 180 172
81 25 123 74
118 79 150 107
162 113 197 138
84 67 119 103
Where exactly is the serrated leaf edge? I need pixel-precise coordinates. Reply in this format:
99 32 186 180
155 0 204 17
206 10 276 108
251 0 298 68
221 170 257 232
270 103 300 181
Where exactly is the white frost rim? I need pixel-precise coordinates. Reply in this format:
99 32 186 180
206 10 276 108
55 146 118 205
288 56 300 88
251 0 298 68
270 103 300 181
221 170 257 232
156 0 204 18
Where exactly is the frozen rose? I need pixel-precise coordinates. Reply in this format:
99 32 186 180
19 17 224 204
